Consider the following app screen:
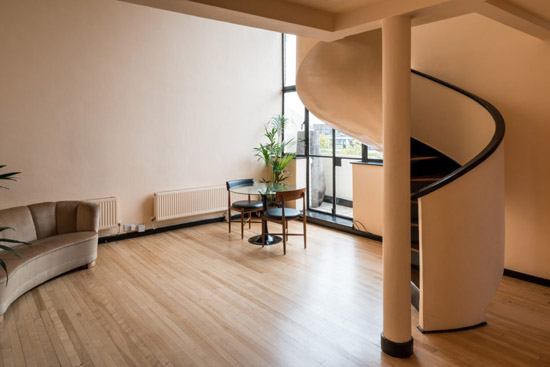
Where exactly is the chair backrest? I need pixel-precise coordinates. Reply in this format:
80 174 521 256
226 178 255 191
275 188 306 203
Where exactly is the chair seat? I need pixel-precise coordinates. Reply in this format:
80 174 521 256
232 200 263 210
265 208 301 220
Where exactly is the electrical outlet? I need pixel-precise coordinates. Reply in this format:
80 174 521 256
123 224 136 231
138 224 145 232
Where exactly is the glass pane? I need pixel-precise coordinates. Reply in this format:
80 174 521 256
309 113 332 156
309 157 333 214
283 92 305 154
335 132 362 158
335 159 354 218
284 34 296 87
368 146 384 160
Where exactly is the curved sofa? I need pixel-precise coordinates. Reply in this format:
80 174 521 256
0 201 99 320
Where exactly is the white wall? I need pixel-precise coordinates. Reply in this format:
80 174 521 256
0 0 281 233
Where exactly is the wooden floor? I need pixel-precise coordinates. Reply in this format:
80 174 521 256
0 222 549 367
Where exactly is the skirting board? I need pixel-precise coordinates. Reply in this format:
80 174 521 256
98 216 225 243
98 214 254 243
503 269 550 287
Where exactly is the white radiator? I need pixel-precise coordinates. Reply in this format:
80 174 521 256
88 197 119 230
154 185 231 222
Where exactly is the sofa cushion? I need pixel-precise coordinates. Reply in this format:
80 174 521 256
28 202 57 239
56 201 79 234
76 202 100 233
0 231 97 284
0 231 98 315
0 206 37 244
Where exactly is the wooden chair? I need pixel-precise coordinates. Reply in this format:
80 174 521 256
261 188 306 254
226 179 263 239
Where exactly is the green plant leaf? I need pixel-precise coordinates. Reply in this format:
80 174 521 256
0 164 26 285
0 172 19 180
0 245 23 258
0 259 7 285
254 115 297 183
0 166 20 190
0 238 31 247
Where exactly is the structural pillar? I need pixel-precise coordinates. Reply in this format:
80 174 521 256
381 15 413 358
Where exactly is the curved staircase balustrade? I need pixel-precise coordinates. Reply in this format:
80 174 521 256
296 31 505 332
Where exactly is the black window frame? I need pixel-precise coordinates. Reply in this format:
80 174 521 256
282 33 383 219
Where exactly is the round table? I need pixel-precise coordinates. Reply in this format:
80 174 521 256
229 182 304 246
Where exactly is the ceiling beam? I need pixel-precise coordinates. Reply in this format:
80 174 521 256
119 0 550 41
478 0 550 39
411 1 476 27
119 0 337 40
334 0 446 37
412 0 550 39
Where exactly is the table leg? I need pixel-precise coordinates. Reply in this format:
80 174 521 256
248 194 282 246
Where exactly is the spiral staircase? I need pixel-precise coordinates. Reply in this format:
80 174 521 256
296 30 505 333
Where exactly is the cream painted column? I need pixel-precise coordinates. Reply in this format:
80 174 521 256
381 15 413 358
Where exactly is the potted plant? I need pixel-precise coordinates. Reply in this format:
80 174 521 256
0 165 30 284
254 115 297 184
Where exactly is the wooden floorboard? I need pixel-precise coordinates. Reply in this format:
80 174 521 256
0 221 548 366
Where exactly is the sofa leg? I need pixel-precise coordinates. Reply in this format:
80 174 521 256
86 261 96 269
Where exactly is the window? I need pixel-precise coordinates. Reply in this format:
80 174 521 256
282 34 383 219
309 113 332 156
282 91 304 154
283 34 297 87
336 132 362 159
368 147 383 160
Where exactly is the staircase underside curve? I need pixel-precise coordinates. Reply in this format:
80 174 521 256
296 30 505 333
296 29 382 150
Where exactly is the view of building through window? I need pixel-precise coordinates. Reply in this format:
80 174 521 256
282 34 382 219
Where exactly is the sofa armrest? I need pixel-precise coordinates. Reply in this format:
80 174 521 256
76 202 100 233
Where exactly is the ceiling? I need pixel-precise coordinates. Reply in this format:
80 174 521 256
119 0 550 41
284 0 387 14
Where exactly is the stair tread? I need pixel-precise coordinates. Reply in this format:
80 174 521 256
411 241 419 251
411 219 418 227
411 174 446 182
412 267 420 287
411 155 439 161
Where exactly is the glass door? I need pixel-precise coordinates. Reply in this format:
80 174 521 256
308 113 334 215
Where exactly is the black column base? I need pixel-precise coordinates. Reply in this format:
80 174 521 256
381 333 413 358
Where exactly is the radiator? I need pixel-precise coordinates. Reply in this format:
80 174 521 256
88 197 119 230
154 185 227 222
154 185 251 222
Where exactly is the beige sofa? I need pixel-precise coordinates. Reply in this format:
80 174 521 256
0 201 99 320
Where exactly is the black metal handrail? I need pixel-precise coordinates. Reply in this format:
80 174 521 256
410 69 505 199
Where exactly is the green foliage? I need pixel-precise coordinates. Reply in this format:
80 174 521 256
319 134 331 154
0 165 20 190
254 115 297 183
0 166 30 285
340 140 362 157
